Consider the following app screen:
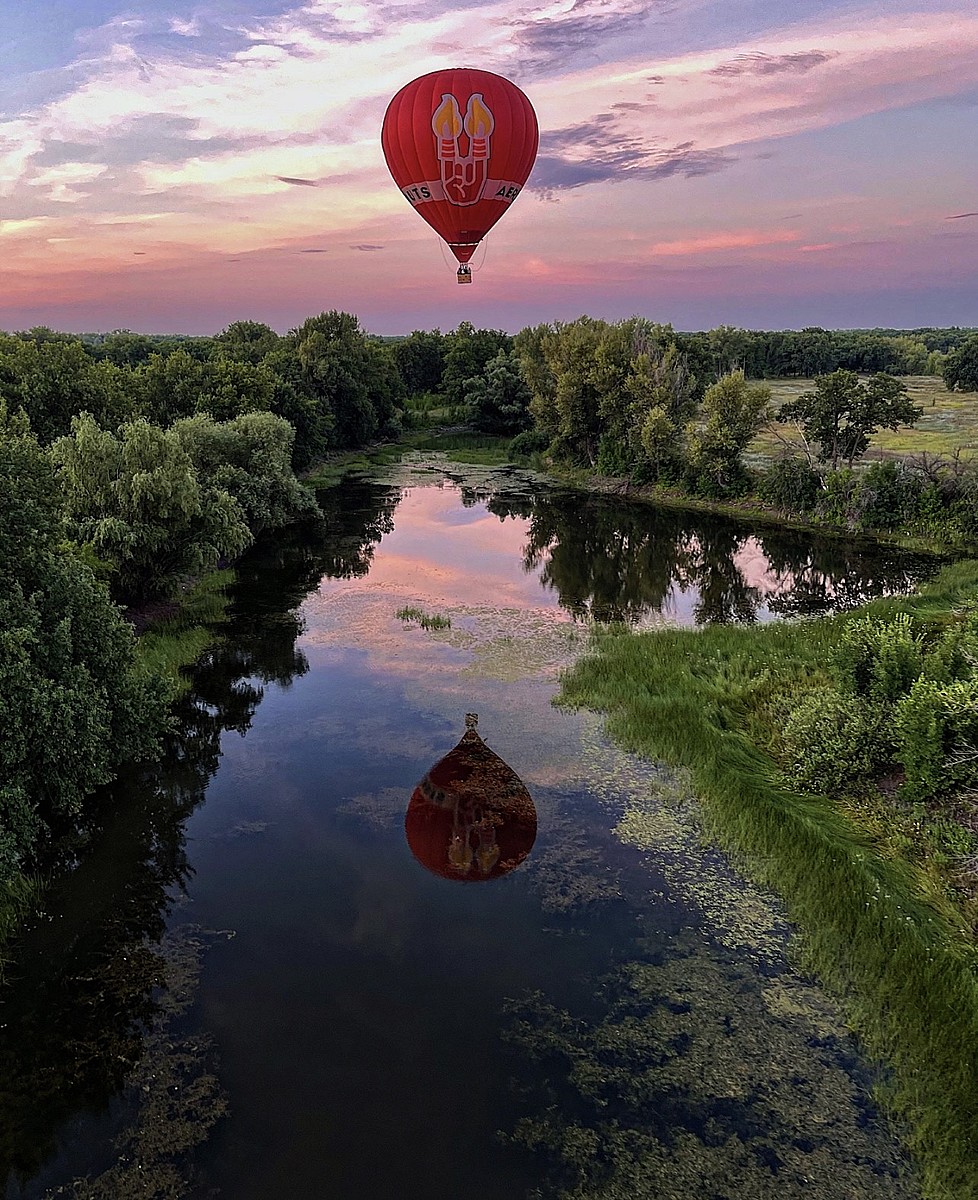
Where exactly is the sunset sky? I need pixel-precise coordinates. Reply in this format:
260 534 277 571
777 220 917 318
2 0 977 335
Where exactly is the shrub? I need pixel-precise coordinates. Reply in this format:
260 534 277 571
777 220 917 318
782 688 890 794
508 429 550 459
757 456 821 511
857 460 923 530
895 677 978 804
835 613 926 705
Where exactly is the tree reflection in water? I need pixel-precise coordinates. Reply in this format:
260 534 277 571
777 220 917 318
0 479 404 1193
487 488 939 626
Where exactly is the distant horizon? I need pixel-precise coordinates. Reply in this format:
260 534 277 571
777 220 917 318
4 313 978 341
4 0 977 332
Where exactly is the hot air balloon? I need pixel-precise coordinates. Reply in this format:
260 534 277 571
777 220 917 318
405 714 537 881
381 69 539 283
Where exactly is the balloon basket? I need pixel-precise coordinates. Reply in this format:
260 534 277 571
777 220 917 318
457 265 473 284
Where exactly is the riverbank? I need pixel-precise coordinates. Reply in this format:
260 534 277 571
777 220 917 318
132 568 235 697
559 559 978 1200
0 570 235 979
337 428 969 559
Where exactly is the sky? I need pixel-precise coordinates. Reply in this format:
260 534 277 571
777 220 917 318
1 0 976 335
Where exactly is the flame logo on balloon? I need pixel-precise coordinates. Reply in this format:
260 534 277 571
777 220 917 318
405 714 536 882
431 92 494 207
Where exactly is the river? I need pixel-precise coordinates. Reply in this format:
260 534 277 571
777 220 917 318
1 457 940 1199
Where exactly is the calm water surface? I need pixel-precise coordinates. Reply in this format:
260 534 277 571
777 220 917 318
1 466 939 1200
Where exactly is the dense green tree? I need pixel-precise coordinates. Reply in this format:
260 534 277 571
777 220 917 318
260 344 333 469
442 322 512 406
215 320 281 365
942 334 978 393
0 336 135 443
777 370 921 470
52 414 252 602
627 339 698 479
89 330 159 369
194 359 276 421
706 325 750 377
134 349 206 425
288 311 402 449
514 318 697 476
465 350 533 434
685 371 771 497
0 408 166 874
172 411 316 533
392 330 446 395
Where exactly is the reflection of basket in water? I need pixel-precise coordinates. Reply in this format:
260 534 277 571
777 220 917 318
405 714 537 882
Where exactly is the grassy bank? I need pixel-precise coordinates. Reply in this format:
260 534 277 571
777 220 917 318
559 560 978 1200
0 875 42 981
133 569 234 697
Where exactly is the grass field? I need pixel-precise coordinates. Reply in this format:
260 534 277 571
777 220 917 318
751 376 978 466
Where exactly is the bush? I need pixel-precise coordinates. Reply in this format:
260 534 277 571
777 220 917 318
857 460 923 530
835 613 925 705
596 432 638 476
757 456 821 511
782 688 891 794
508 429 550 459
895 677 978 804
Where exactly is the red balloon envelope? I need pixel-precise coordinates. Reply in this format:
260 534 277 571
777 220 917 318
381 68 539 272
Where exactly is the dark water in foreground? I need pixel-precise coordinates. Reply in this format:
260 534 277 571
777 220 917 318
2 468 939 1199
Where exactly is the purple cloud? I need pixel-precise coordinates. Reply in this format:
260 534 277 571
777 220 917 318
709 50 836 77
532 115 735 193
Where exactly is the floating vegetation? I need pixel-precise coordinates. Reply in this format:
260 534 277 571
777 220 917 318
43 925 230 1200
504 930 918 1200
395 605 452 630
526 812 623 915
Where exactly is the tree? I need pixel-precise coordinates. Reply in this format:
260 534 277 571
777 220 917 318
172 411 316 533
215 320 281 365
626 338 698 480
777 370 921 470
707 325 749 378
685 371 771 497
0 406 167 875
0 336 135 443
942 334 978 393
51 414 252 602
442 322 512 406
392 330 446 395
465 350 533 434
288 311 402 450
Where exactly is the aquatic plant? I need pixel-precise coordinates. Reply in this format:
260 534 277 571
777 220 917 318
504 932 918 1199
395 606 452 631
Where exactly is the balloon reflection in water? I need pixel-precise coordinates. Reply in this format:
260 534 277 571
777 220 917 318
405 714 536 882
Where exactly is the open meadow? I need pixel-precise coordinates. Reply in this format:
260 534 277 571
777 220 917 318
752 376 978 466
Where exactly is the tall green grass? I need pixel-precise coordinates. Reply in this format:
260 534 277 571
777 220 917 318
0 874 42 981
134 569 233 696
559 560 978 1200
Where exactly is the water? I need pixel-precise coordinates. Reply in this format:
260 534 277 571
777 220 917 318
1 465 939 1199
